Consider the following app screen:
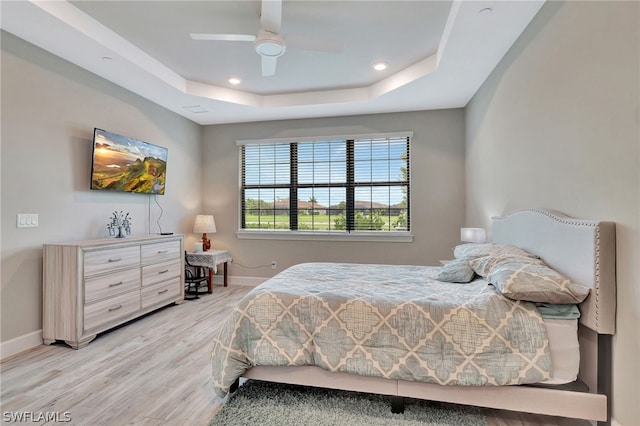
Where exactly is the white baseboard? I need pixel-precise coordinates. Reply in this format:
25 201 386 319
1 329 43 360
228 275 267 287
209 275 267 287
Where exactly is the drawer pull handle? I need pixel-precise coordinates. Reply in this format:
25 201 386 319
108 258 122 263
158 289 169 294
158 269 170 274
108 305 123 312
109 281 124 288
157 250 169 254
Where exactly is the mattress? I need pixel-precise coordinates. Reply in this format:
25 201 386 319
241 318 581 387
544 318 579 384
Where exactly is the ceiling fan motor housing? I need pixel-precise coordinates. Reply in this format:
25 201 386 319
254 29 286 57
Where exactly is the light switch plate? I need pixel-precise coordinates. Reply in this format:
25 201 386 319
17 213 39 228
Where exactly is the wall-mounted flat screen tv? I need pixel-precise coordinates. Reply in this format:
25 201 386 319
90 128 168 195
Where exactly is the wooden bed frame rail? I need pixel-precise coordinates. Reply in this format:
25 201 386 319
244 364 608 422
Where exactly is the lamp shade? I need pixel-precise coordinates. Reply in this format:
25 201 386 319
193 215 217 234
460 227 486 243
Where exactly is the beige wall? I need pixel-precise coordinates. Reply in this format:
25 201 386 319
201 110 466 278
465 2 639 425
1 33 203 343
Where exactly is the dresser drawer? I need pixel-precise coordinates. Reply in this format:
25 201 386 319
84 246 140 276
142 259 181 287
85 268 140 303
141 278 181 309
84 291 140 331
141 240 181 264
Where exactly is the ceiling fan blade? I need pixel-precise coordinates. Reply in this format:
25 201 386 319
261 55 278 76
190 33 256 42
286 35 344 54
260 0 282 34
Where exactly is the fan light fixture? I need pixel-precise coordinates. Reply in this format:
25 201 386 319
188 0 343 77
254 30 286 57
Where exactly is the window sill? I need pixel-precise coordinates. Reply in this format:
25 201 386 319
236 230 413 243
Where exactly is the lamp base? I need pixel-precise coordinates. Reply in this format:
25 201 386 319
202 233 211 251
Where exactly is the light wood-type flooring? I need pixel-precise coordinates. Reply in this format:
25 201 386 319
1 285 590 425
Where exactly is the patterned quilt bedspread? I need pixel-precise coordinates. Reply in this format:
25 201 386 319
211 262 552 397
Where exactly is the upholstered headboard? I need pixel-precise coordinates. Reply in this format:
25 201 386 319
491 209 616 334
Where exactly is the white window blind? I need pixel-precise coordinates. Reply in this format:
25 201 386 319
240 135 410 234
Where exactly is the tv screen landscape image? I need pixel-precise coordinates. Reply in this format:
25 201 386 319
90 128 168 195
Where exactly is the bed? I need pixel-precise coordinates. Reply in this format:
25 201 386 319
211 209 616 423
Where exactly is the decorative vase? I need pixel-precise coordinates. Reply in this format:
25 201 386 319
107 211 132 238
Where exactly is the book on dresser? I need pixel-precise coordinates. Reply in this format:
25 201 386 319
42 234 185 349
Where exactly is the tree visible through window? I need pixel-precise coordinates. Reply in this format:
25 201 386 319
240 135 410 233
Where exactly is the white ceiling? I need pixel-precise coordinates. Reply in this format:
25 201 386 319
0 0 545 125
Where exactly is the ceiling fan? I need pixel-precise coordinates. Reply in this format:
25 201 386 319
190 0 342 77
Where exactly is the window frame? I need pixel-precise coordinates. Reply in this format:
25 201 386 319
237 132 413 242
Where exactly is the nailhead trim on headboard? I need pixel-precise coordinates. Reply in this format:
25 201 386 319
594 224 601 328
491 208 615 335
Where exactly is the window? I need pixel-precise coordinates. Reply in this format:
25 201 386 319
239 133 410 237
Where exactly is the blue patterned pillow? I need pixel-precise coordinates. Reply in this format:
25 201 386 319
453 243 536 260
436 258 476 283
469 254 543 278
488 260 590 303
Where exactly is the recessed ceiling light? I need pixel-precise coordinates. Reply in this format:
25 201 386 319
478 7 493 15
102 56 113 61
228 77 241 85
373 62 388 71
183 105 208 114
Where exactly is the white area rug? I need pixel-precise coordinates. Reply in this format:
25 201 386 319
210 380 487 425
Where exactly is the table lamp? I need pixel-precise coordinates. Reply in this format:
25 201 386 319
193 214 216 251
460 227 486 243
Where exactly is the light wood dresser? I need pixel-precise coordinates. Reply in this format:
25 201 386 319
43 234 184 349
